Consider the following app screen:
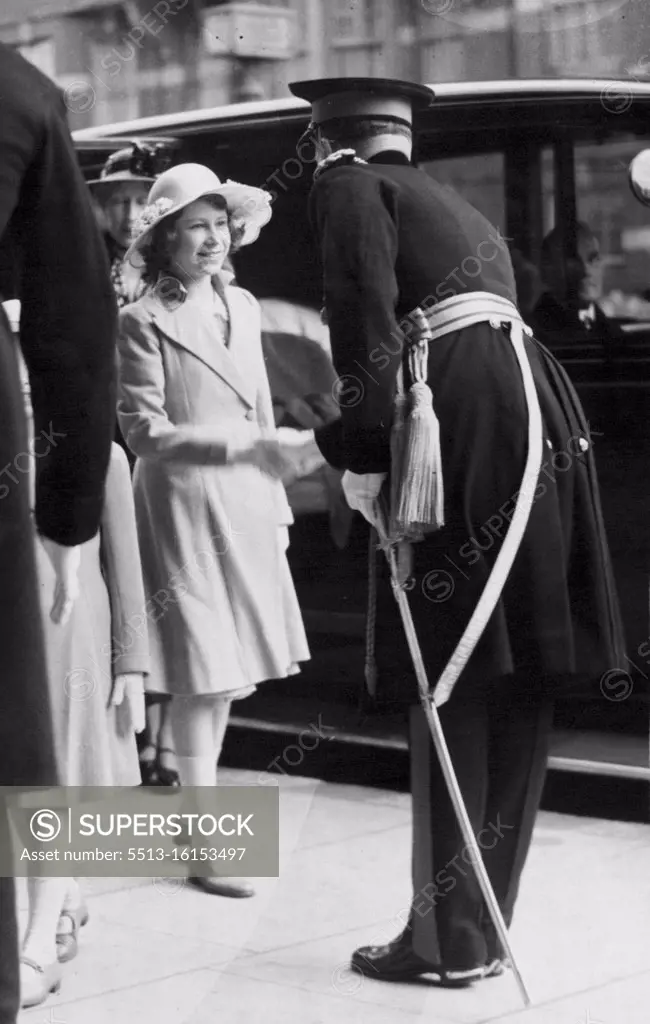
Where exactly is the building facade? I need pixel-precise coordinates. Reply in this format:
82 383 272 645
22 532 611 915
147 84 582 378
1 0 648 131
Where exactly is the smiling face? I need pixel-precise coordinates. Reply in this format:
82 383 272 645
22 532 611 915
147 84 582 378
167 197 231 282
102 181 150 249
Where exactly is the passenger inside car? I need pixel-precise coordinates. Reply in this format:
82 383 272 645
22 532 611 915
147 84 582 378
529 222 625 352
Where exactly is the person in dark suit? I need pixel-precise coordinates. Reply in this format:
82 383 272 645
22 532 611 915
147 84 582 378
0 44 116 1022
530 222 625 353
289 77 625 988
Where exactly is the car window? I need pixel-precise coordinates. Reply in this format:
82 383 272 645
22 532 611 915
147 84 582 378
575 136 650 323
416 146 554 321
522 133 650 379
418 151 506 234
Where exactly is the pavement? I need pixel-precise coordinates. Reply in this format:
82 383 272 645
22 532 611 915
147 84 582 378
17 765 650 1024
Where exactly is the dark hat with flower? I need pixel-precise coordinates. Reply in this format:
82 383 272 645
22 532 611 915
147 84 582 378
88 142 170 191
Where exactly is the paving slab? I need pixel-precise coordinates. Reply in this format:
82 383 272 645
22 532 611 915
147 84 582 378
20 969 219 1024
14 769 650 1024
483 968 650 1024
188 972 460 1024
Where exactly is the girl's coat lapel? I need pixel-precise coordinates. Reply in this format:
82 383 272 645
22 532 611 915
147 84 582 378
139 275 256 409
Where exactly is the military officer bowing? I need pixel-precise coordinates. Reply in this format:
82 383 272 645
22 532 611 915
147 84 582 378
289 76 625 987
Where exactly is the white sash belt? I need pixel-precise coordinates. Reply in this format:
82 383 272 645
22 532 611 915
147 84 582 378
422 292 544 706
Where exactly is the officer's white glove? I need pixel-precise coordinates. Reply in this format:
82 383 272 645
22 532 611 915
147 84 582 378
110 672 146 734
341 471 387 530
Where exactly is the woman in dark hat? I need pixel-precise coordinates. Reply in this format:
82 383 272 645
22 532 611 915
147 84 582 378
91 143 180 787
89 144 159 308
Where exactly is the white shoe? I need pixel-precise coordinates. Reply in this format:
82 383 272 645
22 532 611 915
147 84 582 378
20 955 62 1008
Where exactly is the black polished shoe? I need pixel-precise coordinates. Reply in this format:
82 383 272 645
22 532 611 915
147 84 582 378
187 875 254 898
351 939 484 986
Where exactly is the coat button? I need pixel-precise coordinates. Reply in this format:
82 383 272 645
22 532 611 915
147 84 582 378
245 409 255 421
579 437 589 452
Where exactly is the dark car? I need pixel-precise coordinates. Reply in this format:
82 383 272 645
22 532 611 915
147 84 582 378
73 79 650 804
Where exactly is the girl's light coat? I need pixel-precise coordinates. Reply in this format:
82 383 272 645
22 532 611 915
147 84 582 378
117 275 310 697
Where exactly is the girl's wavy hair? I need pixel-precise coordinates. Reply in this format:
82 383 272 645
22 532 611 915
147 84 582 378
138 194 246 286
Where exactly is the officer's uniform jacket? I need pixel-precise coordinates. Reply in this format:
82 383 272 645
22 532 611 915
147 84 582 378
310 149 625 703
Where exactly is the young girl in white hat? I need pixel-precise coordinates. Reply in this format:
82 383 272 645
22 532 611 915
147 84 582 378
118 164 310 897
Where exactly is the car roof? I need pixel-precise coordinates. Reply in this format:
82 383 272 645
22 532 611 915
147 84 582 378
73 78 650 142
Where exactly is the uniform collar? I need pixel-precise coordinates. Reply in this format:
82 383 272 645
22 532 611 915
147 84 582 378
367 150 412 166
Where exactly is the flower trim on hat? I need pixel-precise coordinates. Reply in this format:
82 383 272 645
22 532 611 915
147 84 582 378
228 182 272 216
134 197 176 238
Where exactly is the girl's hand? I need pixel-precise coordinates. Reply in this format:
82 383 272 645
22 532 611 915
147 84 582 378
275 428 326 483
229 438 290 479
110 672 146 733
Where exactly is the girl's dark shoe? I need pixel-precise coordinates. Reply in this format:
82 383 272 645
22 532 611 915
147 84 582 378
139 757 159 786
139 742 159 786
156 747 180 787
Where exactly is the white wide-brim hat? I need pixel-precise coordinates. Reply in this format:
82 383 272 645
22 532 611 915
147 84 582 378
125 163 272 267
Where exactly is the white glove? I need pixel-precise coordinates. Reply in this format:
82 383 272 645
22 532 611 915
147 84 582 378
41 538 82 626
341 472 387 529
110 672 146 734
279 525 290 552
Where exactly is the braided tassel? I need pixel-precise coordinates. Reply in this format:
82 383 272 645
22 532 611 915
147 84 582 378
394 308 445 538
394 381 445 537
389 366 408 540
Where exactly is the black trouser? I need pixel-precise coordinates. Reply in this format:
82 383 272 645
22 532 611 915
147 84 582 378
407 686 553 971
